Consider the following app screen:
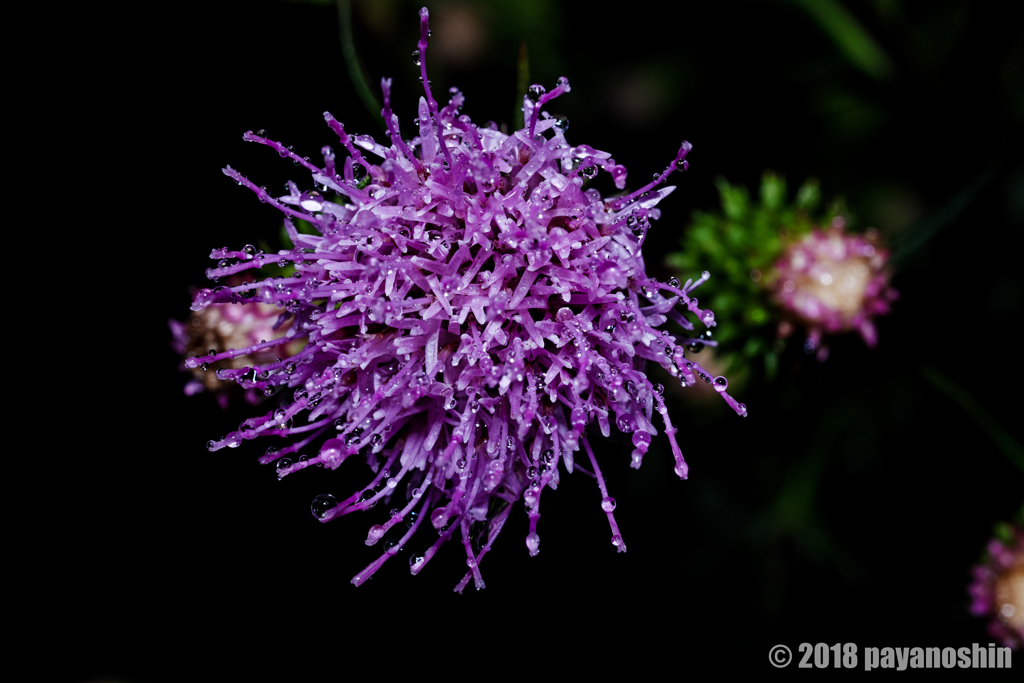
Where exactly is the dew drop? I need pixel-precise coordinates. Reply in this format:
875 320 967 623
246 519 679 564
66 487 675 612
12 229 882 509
311 493 337 519
616 413 637 433
526 532 540 554
601 496 617 512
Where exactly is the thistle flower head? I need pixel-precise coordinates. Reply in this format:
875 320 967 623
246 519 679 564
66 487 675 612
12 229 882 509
667 173 896 370
969 525 1024 649
185 7 744 591
170 298 302 408
773 219 896 356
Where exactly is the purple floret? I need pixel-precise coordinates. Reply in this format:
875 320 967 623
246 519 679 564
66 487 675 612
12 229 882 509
188 7 745 591
968 527 1024 649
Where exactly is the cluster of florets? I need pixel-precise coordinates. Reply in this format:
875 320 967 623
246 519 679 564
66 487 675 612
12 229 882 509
170 299 303 408
667 174 897 374
969 526 1024 648
772 218 896 358
186 7 745 591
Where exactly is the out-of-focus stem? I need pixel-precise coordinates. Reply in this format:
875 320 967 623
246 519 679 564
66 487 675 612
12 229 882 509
337 0 386 134
921 365 1024 476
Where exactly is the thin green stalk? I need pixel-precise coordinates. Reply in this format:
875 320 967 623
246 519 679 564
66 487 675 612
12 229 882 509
921 365 1024 477
890 166 996 269
337 0 386 134
514 41 530 130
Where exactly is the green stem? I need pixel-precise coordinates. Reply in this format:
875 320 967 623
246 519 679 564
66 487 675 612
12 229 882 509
921 365 1024 477
890 166 995 269
336 0 386 135
514 41 529 130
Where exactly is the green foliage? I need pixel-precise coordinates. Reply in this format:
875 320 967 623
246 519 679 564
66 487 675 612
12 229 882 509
667 172 845 379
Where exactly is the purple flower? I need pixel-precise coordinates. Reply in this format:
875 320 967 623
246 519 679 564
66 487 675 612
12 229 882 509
187 7 745 590
969 527 1024 649
772 219 896 359
170 297 305 409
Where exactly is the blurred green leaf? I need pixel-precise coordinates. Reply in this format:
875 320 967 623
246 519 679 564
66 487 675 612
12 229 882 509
791 0 894 80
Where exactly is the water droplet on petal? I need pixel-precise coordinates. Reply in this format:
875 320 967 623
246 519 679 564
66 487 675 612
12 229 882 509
616 413 637 433
311 493 337 519
526 532 540 554
299 191 324 212
571 407 588 428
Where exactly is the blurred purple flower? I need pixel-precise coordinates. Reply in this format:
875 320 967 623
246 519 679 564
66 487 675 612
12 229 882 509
773 219 896 360
969 526 1024 649
170 299 302 409
187 7 745 590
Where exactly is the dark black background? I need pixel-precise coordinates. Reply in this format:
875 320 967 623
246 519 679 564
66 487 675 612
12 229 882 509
53 0 1021 680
